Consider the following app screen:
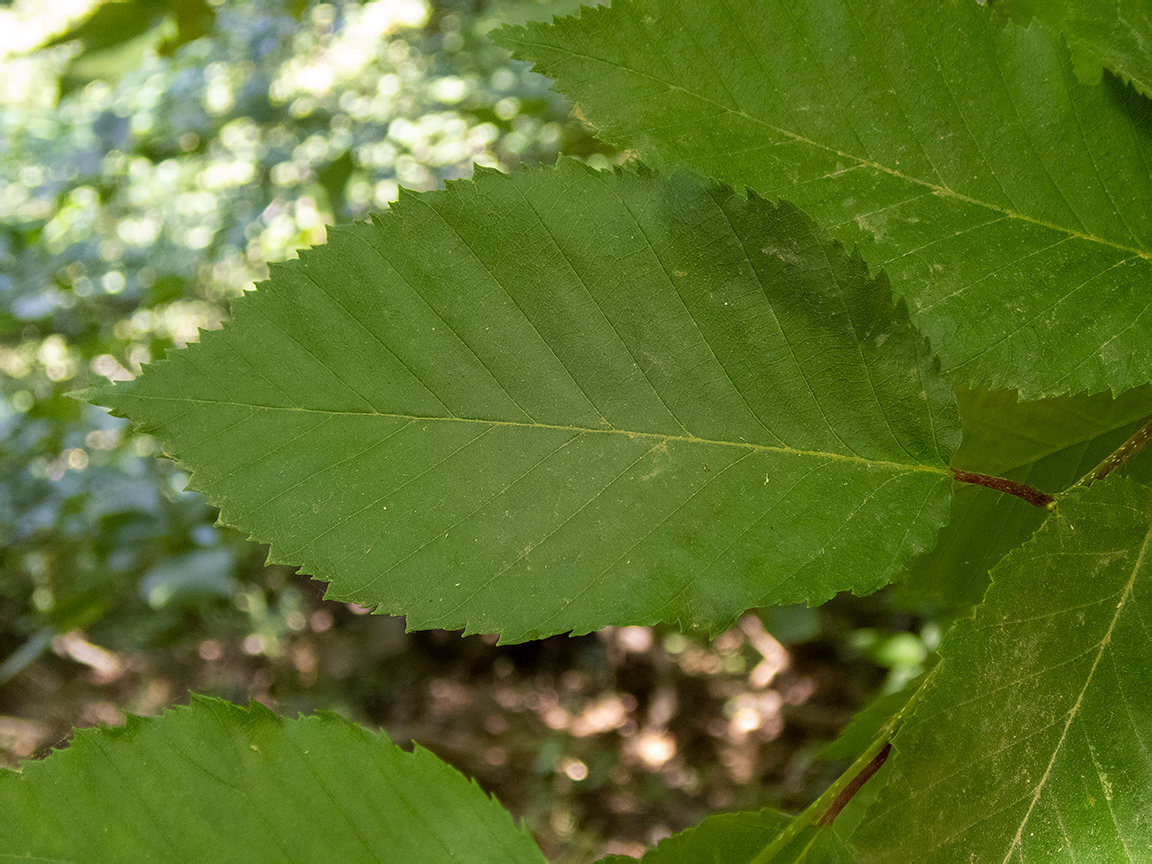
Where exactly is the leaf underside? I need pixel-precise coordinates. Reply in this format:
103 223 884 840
496 0 1152 398
88 162 958 643
0 696 544 863
855 478 1152 861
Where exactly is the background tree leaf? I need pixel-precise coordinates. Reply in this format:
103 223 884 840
853 477 1152 861
496 0 1152 398
896 384 1152 611
85 161 959 643
0 695 545 863
38 0 216 94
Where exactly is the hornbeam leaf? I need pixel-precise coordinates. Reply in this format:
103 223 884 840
853 478 1152 861
1000 0 1152 97
598 808 855 864
496 0 1152 397
897 384 1152 610
85 162 958 642
597 809 792 864
0 696 545 863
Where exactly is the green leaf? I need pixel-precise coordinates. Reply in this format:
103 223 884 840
597 808 790 863
820 680 919 763
0 695 545 863
84 161 959 642
897 384 1152 610
486 0 606 28
495 0 1152 398
853 477 1152 861
40 0 166 54
1002 0 1152 97
597 807 853 864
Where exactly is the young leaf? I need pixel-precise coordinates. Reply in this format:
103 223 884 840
853 477 1152 861
496 0 1152 398
898 384 1152 610
0 695 545 863
83 161 959 643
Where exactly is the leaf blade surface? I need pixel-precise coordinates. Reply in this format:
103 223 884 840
854 477 1152 861
1002 0 1152 97
89 162 958 641
897 384 1152 610
597 807 853 863
0 696 544 863
497 0 1152 397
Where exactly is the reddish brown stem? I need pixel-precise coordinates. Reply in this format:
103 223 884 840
818 742 892 827
950 469 1054 509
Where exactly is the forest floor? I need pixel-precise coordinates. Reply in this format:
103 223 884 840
0 563 902 861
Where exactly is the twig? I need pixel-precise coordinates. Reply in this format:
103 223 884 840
749 668 936 862
950 469 1054 509
1073 415 1152 489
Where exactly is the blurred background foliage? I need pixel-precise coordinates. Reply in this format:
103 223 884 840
0 0 932 858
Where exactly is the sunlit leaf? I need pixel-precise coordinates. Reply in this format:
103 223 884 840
85 161 959 642
0 696 545 863
40 0 165 54
497 0 1152 397
39 0 215 93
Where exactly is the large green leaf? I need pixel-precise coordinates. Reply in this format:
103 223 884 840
897 384 1152 610
496 0 1152 398
1002 0 1152 97
853 477 1152 861
86 161 959 642
0 696 544 863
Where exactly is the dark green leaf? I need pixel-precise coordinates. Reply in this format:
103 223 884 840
1000 0 1152 97
598 807 853 863
597 808 790 863
854 477 1152 861
820 681 919 763
496 0 1152 397
898 384 1152 610
0 696 545 863
85 162 959 642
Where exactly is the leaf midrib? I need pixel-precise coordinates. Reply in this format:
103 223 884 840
117 393 949 474
510 38 1152 263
